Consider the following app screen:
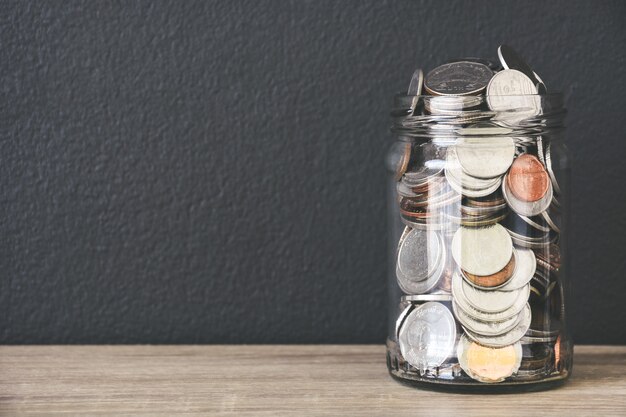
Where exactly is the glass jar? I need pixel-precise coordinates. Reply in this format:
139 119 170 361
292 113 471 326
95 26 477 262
386 94 572 392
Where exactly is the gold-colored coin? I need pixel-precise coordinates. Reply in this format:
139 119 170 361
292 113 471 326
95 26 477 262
457 334 522 383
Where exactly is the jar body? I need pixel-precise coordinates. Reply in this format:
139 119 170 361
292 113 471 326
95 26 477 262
386 95 572 391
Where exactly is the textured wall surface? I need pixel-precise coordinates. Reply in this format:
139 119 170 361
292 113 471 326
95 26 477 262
2 0 625 344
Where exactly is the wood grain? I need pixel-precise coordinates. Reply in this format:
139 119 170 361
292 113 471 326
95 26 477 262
0 345 624 416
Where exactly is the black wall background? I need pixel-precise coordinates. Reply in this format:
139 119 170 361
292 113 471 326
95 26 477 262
2 0 625 344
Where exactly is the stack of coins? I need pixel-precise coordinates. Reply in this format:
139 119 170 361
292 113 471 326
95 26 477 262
392 45 565 384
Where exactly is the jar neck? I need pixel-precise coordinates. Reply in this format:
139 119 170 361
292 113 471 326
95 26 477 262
391 94 566 142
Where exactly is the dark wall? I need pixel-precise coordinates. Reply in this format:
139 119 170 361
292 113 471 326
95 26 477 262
2 0 625 344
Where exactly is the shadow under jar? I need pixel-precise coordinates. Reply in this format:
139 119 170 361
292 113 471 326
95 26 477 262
386 94 572 392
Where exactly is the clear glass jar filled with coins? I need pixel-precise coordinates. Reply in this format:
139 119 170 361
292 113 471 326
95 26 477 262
386 45 572 392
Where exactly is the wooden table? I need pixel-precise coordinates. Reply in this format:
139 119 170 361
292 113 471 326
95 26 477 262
1 345 624 416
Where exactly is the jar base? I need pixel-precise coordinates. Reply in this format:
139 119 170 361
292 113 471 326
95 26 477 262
386 338 572 393
388 368 570 393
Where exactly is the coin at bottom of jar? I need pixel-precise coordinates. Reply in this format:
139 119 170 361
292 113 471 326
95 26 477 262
398 302 457 370
457 334 522 383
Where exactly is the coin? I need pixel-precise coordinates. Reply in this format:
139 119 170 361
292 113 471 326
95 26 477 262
424 62 493 96
457 334 522 383
462 254 515 288
407 68 424 116
454 137 516 179
446 57 502 71
452 271 528 322
393 143 412 181
399 302 457 369
502 172 553 217
497 45 540 88
464 301 531 347
453 301 524 337
518 213 551 233
498 248 537 291
541 210 561 233
451 224 513 276
461 278 529 313
486 69 540 122
425 96 483 115
397 228 441 282
407 68 424 96
402 293 453 302
507 154 550 202
397 231 447 294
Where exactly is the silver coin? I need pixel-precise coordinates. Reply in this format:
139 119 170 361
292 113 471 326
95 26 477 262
502 175 553 217
397 228 441 283
497 45 540 87
486 70 540 123
402 165 444 185
407 68 424 96
461 277 528 313
446 171 502 198
402 293 453 302
451 224 513 276
445 148 503 198
518 214 551 233
452 271 528 322
398 302 456 370
541 210 561 234
397 226 412 252
407 68 424 116
446 57 501 71
425 96 483 115
424 61 494 96
533 71 547 94
397 232 447 294
407 253 447 294
454 137 516 179
453 301 524 337
457 334 523 383
464 303 531 347
456 125 514 136
508 236 553 250
498 248 537 291
536 136 546 166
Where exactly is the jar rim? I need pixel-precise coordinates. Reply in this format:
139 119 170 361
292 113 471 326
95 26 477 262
393 92 564 99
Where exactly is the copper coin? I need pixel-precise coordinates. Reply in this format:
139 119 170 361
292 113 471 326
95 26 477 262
507 154 550 202
462 253 516 288
554 334 562 370
394 143 412 181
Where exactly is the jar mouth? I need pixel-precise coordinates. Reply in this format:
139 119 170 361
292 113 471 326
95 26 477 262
391 93 566 139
